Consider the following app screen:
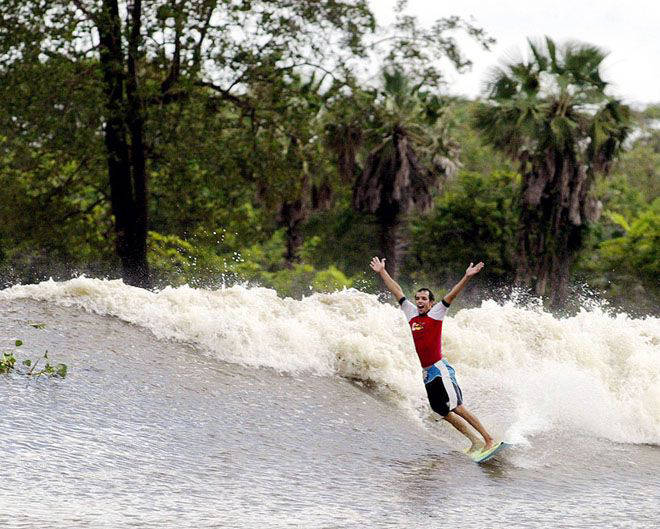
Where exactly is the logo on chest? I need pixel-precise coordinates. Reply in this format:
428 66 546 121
411 322 424 332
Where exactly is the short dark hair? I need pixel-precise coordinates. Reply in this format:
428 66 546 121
416 288 435 301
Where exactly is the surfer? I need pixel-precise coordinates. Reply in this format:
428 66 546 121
370 256 495 454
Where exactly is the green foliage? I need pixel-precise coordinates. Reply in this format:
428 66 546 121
147 231 230 288
300 199 381 275
576 198 659 312
574 105 659 310
148 231 198 286
446 99 516 175
406 170 520 284
0 352 16 373
0 54 113 283
260 264 353 299
311 266 353 293
1 340 67 379
146 227 355 298
0 0 378 284
475 37 631 167
473 37 633 306
229 229 356 298
0 3 656 313
599 199 659 280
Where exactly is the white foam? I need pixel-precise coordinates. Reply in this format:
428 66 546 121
2 278 658 444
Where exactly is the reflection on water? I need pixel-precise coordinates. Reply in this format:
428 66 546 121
1 300 658 529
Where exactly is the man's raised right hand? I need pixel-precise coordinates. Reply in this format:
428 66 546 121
370 256 386 273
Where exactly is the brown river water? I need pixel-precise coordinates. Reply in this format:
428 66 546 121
1 280 658 528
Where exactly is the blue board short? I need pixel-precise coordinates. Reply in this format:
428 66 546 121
422 359 464 417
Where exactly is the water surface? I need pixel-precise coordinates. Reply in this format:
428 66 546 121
1 282 658 528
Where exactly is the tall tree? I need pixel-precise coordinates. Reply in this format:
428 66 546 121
95 0 150 286
350 69 459 278
245 71 339 267
474 37 631 307
323 3 493 279
0 0 375 286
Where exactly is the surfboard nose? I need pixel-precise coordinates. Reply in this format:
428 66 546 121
471 441 508 463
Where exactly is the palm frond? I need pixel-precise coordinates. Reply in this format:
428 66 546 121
476 37 629 164
561 41 608 90
483 66 519 99
527 38 548 71
545 36 559 73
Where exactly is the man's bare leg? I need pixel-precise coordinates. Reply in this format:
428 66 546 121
452 404 495 450
443 412 484 453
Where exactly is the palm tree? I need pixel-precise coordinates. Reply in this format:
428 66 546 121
474 37 631 307
249 70 337 267
339 69 459 279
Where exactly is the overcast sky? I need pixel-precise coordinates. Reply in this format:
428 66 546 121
368 0 659 106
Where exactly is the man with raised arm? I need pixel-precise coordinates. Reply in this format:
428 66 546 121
370 256 495 454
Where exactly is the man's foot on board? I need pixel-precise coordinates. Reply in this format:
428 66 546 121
483 440 495 451
464 441 485 455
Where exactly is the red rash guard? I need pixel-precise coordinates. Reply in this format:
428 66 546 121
399 297 450 368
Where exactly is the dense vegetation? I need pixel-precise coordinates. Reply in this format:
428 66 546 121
0 1 657 314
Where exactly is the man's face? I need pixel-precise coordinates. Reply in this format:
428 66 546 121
414 291 433 314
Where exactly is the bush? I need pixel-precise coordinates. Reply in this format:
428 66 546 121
406 170 519 285
578 198 659 311
600 199 659 281
148 229 355 298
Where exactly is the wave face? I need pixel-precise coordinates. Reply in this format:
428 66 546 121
2 277 658 445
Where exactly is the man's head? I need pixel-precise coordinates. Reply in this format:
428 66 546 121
415 288 435 313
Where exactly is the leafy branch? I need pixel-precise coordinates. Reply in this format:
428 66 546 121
0 340 68 379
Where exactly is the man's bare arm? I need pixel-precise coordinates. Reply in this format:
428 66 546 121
370 257 404 301
443 262 484 305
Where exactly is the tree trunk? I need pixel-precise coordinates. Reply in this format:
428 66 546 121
98 0 150 287
125 0 150 287
515 152 590 308
377 212 405 280
279 199 306 268
549 214 584 308
514 203 535 288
